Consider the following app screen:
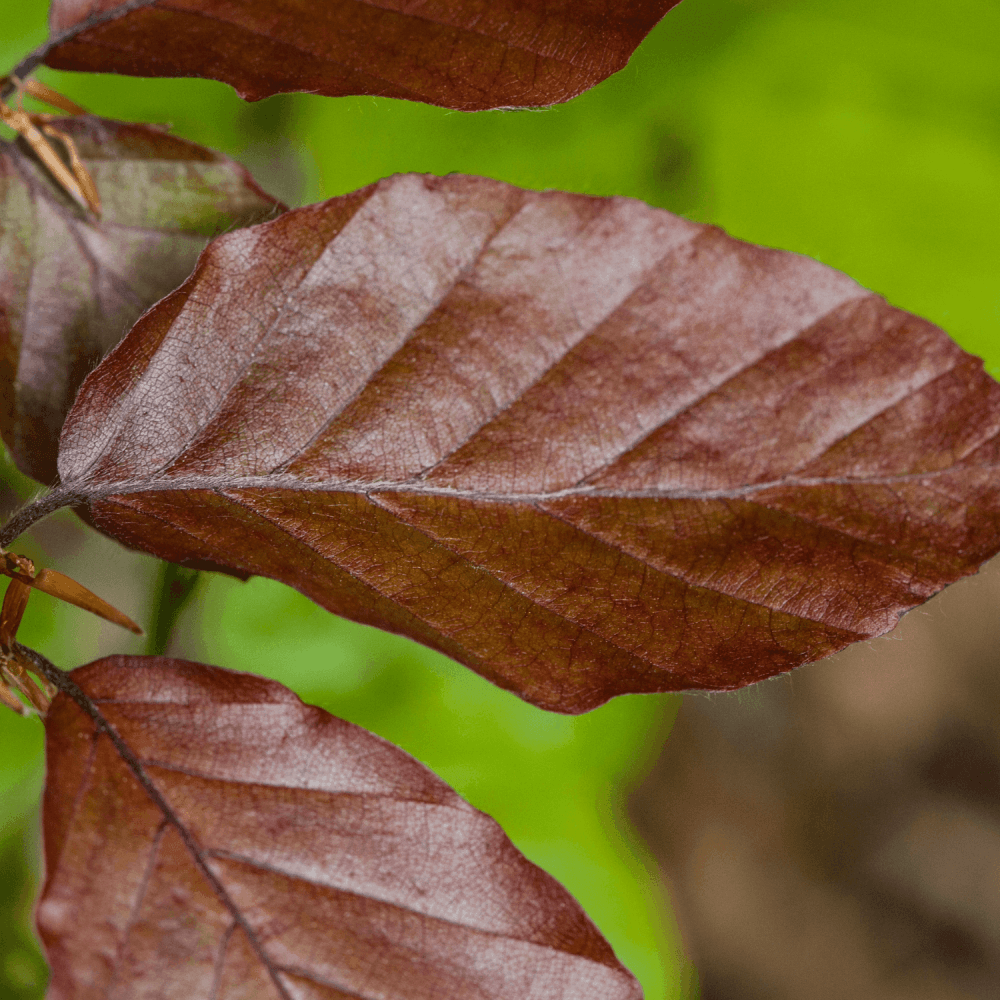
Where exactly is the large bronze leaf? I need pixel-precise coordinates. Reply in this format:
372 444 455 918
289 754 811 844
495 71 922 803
39 655 637 997
41 0 681 111
9 173 1000 713
0 115 282 484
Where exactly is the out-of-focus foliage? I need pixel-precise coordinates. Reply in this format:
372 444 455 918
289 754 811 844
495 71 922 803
635 555 1000 1000
0 818 46 999
1 0 998 998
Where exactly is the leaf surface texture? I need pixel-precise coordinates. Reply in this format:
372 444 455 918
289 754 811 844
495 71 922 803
39 656 637 998
0 115 282 483
52 174 1000 711
44 0 681 110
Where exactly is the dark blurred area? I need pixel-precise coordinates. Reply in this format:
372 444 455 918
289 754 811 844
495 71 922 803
634 556 1000 999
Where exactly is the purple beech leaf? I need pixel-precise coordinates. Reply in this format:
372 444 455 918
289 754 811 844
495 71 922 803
6 174 1000 712
39 655 639 997
41 0 683 111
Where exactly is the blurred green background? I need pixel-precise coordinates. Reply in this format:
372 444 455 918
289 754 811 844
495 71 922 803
1 0 998 997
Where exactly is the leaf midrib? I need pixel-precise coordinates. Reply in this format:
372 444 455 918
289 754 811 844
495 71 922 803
57 464 999 505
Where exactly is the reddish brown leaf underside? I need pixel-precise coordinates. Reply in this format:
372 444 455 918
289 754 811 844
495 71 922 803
40 656 639 998
46 174 1000 712
0 115 282 483
44 0 681 110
